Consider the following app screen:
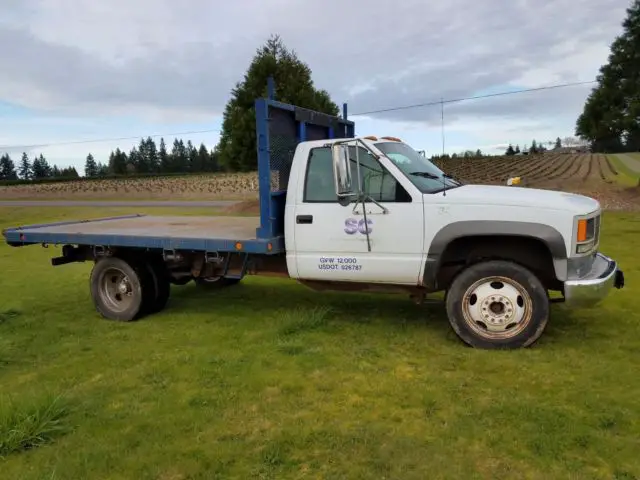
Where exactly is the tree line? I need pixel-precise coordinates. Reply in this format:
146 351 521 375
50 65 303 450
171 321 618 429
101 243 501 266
0 136 221 182
90 137 220 177
0 152 79 181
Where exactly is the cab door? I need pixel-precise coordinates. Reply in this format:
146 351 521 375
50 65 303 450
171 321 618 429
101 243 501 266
291 144 424 284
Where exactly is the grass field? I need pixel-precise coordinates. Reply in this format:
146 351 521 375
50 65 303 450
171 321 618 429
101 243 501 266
1 206 639 479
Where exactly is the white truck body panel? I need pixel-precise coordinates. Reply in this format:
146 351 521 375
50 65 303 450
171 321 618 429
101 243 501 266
285 137 601 285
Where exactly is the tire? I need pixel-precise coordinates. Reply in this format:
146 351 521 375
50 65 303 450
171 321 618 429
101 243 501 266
445 260 549 349
194 276 241 289
144 256 171 314
89 256 155 322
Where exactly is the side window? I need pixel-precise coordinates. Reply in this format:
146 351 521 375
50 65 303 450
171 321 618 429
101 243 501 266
303 146 412 203
304 147 338 202
350 146 411 203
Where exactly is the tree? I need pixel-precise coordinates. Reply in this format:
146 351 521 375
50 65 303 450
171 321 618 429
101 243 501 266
530 140 538 154
85 153 98 177
209 147 220 172
109 148 128 175
145 137 159 173
171 139 188 172
505 144 515 156
216 34 340 172
187 140 198 172
554 137 562 149
515 145 521 154
0 154 17 180
60 166 79 178
32 154 52 179
576 0 640 152
197 143 210 172
159 138 170 173
96 162 110 176
19 153 31 180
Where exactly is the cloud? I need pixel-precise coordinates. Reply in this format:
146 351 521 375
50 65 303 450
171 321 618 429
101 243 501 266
0 0 629 120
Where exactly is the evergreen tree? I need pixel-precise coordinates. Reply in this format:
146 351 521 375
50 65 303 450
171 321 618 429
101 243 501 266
159 138 170 173
554 137 562 149
129 146 140 173
109 148 128 175
196 143 210 172
576 0 640 151
146 137 159 173
530 140 538 154
32 154 52 179
217 34 340 172
0 154 17 180
515 145 521 154
171 139 188 172
209 148 220 172
505 144 515 156
60 166 79 178
85 153 98 177
19 152 31 180
96 162 110 176
187 140 198 172
52 165 61 177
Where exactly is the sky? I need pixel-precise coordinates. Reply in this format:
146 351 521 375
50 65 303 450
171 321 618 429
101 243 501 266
0 0 632 173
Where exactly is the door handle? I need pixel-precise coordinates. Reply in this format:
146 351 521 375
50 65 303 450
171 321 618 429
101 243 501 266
296 214 313 224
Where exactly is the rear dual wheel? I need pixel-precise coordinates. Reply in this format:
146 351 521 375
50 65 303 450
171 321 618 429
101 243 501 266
90 255 171 321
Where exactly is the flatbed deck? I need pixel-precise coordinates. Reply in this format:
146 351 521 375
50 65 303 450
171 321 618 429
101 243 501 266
2 214 284 254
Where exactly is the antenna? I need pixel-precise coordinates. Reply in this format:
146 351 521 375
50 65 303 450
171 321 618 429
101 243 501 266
440 97 445 155
441 97 446 196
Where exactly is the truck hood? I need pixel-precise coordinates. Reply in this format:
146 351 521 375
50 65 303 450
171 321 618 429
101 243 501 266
433 184 600 214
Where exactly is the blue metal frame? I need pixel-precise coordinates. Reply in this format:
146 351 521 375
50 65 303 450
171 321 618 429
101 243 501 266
254 77 355 240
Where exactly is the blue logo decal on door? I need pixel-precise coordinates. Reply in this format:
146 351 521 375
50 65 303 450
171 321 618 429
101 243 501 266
344 218 373 235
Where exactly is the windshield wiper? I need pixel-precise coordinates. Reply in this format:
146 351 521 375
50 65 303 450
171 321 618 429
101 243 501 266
410 171 441 179
443 173 463 186
411 171 462 186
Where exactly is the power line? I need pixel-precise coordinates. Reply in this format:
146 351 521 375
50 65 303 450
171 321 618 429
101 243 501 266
349 80 597 116
0 79 597 151
0 128 220 151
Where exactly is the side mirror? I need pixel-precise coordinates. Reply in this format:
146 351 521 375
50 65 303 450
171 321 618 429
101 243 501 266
332 144 354 198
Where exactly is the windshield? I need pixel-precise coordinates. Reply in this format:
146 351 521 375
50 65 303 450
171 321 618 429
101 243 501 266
374 141 460 193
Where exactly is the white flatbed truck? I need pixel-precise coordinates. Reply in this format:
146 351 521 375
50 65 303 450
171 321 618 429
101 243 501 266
2 80 625 349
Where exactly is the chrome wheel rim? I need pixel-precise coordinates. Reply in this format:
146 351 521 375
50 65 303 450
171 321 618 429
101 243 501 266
99 267 136 313
461 276 532 340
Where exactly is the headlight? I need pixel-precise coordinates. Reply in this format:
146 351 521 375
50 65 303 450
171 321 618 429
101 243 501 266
575 214 600 254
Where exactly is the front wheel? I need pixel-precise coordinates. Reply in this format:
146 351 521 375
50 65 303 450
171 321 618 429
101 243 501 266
445 260 549 349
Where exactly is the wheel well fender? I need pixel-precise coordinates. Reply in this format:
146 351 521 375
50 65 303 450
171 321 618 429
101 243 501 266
423 221 568 291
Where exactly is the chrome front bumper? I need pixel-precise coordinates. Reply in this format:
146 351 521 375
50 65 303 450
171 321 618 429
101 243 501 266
563 253 625 308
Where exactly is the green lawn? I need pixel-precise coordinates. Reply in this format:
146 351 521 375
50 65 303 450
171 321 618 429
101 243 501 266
608 154 640 186
1 207 639 479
